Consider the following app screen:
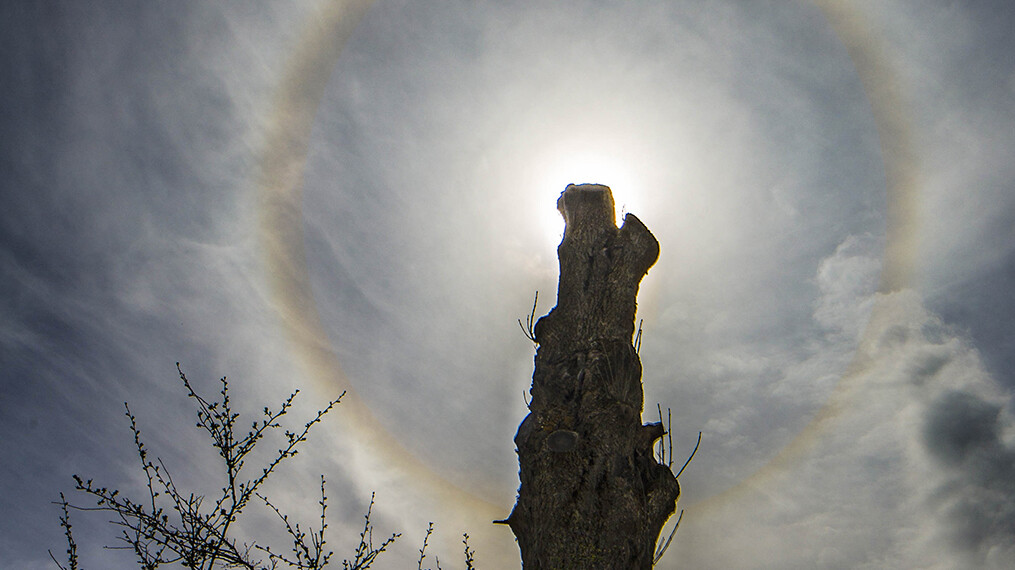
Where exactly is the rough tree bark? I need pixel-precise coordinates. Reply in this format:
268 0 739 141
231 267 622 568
502 184 680 569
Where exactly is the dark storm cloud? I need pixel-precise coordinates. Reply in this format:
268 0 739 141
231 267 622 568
922 390 1015 558
849 290 1015 569
924 390 1004 466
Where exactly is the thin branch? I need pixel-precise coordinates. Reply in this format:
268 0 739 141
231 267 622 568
416 522 435 570
517 291 539 345
652 509 683 565
462 533 476 570
654 404 674 468
666 407 673 469
634 319 644 354
344 492 400 570
656 404 665 467
48 493 78 570
675 432 702 479
256 475 334 569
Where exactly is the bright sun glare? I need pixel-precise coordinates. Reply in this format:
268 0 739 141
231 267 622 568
531 146 646 246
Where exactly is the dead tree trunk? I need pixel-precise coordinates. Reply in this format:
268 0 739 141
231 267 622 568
502 184 680 569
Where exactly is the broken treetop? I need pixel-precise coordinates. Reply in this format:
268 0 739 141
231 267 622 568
537 183 660 348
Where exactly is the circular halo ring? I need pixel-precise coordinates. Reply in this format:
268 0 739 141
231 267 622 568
256 0 918 522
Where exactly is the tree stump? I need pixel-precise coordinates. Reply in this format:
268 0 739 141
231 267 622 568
502 184 680 569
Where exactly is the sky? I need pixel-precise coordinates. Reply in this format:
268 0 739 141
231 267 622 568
2 1 1014 568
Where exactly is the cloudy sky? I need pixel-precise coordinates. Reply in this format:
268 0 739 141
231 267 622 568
2 1 1014 568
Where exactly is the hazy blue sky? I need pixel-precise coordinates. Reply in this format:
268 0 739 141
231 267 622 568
2 1 1014 568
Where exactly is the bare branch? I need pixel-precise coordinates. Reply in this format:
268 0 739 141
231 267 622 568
675 432 702 479
48 493 78 570
652 509 683 565
634 318 644 354
416 522 435 570
517 291 539 346
56 365 360 570
343 492 400 570
462 533 476 570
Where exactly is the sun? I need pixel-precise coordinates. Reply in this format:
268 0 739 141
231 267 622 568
529 142 648 246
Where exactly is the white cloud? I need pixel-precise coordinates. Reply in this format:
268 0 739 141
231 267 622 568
662 288 1015 569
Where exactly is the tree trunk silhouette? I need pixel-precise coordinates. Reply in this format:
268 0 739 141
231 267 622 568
502 184 680 569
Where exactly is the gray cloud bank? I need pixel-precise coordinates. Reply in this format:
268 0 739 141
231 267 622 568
671 288 1015 569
